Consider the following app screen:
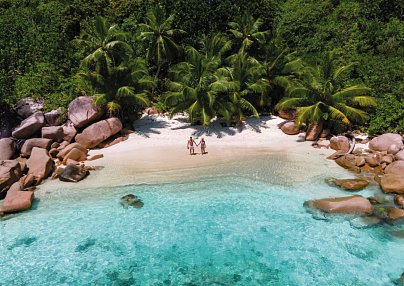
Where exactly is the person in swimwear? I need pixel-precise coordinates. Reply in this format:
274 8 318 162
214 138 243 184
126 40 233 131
199 138 206 155
187 137 197 155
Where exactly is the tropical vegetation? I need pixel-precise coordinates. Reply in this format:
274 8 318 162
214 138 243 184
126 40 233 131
0 0 403 135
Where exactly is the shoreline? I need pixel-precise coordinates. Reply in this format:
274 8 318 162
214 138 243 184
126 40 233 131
37 114 341 192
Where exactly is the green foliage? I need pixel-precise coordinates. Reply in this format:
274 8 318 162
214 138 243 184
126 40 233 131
275 51 376 131
76 16 154 119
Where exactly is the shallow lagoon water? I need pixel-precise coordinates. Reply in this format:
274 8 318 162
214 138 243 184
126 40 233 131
1 156 403 285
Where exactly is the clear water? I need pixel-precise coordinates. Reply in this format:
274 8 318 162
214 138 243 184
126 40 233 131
1 159 403 285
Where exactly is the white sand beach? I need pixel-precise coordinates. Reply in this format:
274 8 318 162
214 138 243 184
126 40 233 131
38 114 346 191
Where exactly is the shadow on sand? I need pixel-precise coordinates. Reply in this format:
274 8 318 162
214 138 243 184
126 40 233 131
171 115 274 138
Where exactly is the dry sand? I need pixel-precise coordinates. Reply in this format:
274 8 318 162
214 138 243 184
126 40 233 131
38 114 342 191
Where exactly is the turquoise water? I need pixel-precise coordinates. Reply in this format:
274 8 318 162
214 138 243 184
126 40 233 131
1 166 403 285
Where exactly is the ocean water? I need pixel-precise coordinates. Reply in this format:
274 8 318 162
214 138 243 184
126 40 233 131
1 157 403 285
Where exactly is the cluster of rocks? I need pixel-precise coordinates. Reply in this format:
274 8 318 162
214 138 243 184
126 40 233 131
306 133 404 224
0 96 129 215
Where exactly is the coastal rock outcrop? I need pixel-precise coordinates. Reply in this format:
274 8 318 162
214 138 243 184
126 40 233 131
280 121 300 135
87 154 103 161
305 122 323 141
395 150 404 161
335 154 360 172
0 138 16 160
330 136 350 152
75 117 123 149
369 133 403 152
384 160 404 175
68 96 103 129
44 108 66 126
277 109 296 120
395 195 404 209
332 178 369 191
27 147 53 183
0 160 22 199
21 138 52 157
305 195 372 214
62 120 77 143
57 143 87 161
387 144 401 155
96 134 128 148
380 174 404 194
12 111 45 139
1 182 34 213
120 194 144 208
42 126 64 142
59 164 89 182
15 98 44 119
62 148 87 164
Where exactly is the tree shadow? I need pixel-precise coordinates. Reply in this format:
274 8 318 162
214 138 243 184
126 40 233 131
171 115 274 138
132 115 170 138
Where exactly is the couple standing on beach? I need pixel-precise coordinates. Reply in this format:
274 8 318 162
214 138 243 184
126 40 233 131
187 137 207 155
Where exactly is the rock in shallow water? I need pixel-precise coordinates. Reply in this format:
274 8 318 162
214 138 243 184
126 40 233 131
120 194 144 208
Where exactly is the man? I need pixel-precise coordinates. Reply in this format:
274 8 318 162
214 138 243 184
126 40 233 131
187 136 197 155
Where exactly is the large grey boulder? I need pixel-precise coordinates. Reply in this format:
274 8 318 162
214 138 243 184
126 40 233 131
21 138 52 157
14 98 44 119
61 120 77 143
27 147 54 183
44 108 66 126
369 133 403 152
12 111 45 139
1 182 34 213
385 161 404 175
0 138 16 160
68 96 103 129
395 150 404 161
59 164 89 182
42 126 64 143
75 117 123 149
305 122 324 141
330 136 350 152
0 160 22 199
280 121 300 135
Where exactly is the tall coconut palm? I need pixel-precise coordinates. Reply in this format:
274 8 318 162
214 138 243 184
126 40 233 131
164 47 226 126
139 6 185 80
275 51 376 133
217 52 270 123
199 33 232 62
74 16 131 72
79 58 154 118
228 13 269 53
75 17 154 119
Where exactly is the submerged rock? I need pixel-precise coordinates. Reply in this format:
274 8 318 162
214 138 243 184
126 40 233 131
304 195 372 214
349 216 381 229
120 194 144 208
327 178 369 191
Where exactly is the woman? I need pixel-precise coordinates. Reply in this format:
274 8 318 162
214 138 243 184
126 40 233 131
199 138 206 155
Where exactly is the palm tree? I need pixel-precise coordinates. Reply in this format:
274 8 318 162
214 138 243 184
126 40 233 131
139 6 185 80
164 47 225 126
75 17 154 119
199 33 232 62
216 52 270 123
275 51 376 135
74 16 131 72
79 58 154 118
228 13 269 53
